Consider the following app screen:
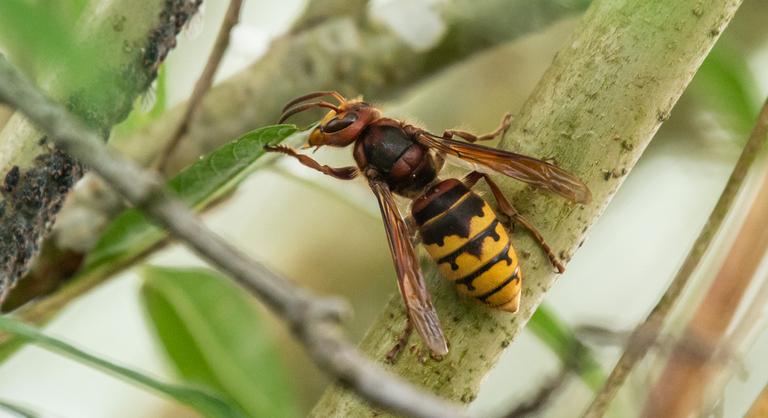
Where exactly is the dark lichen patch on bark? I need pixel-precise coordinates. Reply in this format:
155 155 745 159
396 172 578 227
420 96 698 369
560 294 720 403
143 0 203 78
0 146 82 299
90 0 203 130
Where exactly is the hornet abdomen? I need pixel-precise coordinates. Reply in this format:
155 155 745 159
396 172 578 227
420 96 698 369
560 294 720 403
411 179 521 312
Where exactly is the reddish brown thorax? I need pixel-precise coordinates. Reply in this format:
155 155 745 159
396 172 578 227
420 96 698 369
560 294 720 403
352 118 440 197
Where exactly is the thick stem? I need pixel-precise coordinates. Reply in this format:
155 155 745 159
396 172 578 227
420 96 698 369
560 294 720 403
311 0 743 416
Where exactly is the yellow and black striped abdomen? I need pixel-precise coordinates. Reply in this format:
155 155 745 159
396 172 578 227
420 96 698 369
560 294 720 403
411 179 521 312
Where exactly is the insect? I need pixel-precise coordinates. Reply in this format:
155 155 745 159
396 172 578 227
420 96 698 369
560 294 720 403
266 91 591 357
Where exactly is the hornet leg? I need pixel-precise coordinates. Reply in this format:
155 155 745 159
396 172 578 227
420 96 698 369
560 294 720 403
442 113 513 143
463 171 565 273
265 145 358 180
386 319 414 364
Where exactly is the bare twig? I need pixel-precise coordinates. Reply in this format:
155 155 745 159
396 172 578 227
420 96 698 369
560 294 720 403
581 97 768 418
643 155 768 417
575 325 739 373
0 56 465 418
156 0 244 173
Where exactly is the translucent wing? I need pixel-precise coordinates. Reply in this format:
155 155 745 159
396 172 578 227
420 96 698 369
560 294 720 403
368 178 449 355
416 133 592 204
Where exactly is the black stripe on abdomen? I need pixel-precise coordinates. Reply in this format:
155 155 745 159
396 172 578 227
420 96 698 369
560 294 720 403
478 268 520 302
412 184 469 225
419 194 487 246
454 241 513 291
437 219 501 271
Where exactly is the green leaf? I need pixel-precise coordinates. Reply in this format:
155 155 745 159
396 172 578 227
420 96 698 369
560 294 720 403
140 266 297 418
0 399 39 418
0 316 247 418
529 304 605 391
0 0 112 91
84 124 300 272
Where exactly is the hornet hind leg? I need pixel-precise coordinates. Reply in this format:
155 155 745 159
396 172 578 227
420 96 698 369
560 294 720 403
385 319 414 364
462 171 565 273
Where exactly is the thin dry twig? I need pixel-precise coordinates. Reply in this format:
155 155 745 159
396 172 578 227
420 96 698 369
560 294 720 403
0 55 466 418
575 325 740 374
581 98 768 418
156 0 244 173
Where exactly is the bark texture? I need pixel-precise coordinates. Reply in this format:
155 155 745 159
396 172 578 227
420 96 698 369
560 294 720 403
311 0 743 416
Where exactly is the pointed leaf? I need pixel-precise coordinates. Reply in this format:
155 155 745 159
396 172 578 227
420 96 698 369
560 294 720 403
141 266 297 418
84 125 300 272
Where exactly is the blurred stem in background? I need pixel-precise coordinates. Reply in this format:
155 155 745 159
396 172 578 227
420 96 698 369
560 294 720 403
0 399 38 418
156 0 244 173
582 98 768 418
643 105 768 417
746 383 768 418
